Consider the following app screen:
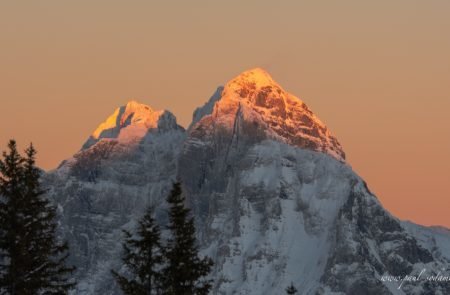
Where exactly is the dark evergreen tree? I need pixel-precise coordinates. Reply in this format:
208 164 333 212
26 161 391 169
162 182 213 295
285 282 298 294
111 206 164 295
0 140 75 294
0 140 25 294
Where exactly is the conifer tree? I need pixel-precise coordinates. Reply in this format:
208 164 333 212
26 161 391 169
162 182 213 295
285 282 298 294
0 140 25 294
0 140 75 294
112 206 164 295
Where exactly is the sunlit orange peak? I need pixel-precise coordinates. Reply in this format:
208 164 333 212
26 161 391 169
91 100 156 139
228 67 277 89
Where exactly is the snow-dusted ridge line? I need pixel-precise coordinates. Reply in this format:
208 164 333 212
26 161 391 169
80 68 344 162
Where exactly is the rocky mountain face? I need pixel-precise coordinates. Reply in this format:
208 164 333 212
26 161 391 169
187 68 344 161
44 104 186 293
44 69 450 294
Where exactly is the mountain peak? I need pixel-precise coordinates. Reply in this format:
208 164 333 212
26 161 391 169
83 100 181 149
190 68 346 161
229 67 276 88
125 99 149 110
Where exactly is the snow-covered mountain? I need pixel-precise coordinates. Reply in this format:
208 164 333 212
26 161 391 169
44 69 450 294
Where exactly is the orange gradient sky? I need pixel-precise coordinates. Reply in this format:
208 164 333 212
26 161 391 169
1 1 449 227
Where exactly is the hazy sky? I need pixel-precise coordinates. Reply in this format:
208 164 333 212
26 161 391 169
1 1 449 227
